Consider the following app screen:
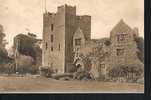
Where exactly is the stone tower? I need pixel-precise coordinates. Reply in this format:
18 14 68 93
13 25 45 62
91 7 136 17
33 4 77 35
42 4 91 73
76 15 91 41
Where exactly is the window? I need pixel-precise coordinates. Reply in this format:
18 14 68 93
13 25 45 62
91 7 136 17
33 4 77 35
51 46 53 51
51 35 53 42
51 24 54 31
76 53 78 57
75 38 81 46
45 42 48 50
117 34 128 42
100 64 105 69
98 64 105 72
59 44 60 51
116 48 124 56
76 48 79 51
51 63 53 67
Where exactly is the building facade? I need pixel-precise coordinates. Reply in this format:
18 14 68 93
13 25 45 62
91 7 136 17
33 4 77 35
110 19 140 68
42 4 91 73
42 4 143 77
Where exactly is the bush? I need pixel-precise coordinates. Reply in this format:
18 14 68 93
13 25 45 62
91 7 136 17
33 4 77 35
104 40 111 46
17 65 39 74
15 55 37 74
39 66 54 77
137 77 144 84
108 64 143 82
0 62 15 74
135 37 144 63
73 70 94 80
14 34 42 65
1 54 40 75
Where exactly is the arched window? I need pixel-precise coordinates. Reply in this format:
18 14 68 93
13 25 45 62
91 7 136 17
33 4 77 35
75 38 81 46
51 46 53 51
45 42 48 50
51 35 53 42
51 24 54 31
59 44 60 51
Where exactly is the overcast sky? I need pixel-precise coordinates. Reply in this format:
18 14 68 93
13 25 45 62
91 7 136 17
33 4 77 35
0 0 144 48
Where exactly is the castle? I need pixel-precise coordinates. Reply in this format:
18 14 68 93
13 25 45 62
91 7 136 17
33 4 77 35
42 4 143 77
42 4 91 73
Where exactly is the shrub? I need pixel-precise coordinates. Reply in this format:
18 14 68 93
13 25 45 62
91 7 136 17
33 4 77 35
73 70 94 80
14 34 42 65
39 66 54 77
135 37 144 63
104 40 111 46
108 64 143 82
0 62 15 74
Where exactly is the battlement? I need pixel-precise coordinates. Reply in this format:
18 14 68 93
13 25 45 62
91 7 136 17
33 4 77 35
77 15 91 18
44 12 56 17
43 4 91 73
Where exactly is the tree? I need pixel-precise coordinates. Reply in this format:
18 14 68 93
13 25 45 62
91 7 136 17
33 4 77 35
135 37 144 63
0 24 12 64
0 25 14 74
0 24 8 47
14 33 42 65
108 64 143 81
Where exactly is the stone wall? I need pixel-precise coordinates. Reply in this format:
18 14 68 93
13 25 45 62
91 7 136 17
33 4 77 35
42 5 78 73
64 5 76 72
110 19 141 69
76 15 91 40
42 5 142 77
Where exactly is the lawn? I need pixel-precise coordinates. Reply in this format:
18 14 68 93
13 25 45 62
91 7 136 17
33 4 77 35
0 75 144 93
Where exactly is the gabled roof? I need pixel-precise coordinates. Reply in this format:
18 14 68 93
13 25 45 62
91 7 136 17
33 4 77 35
110 19 132 33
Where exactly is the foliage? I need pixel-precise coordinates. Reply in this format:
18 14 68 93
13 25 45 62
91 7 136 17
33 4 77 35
135 37 144 63
0 24 10 64
0 54 39 74
0 47 10 64
104 40 111 46
73 70 94 80
39 66 54 77
80 54 92 71
14 33 42 65
0 33 42 75
108 64 143 81
15 34 37 59
0 62 15 74
33 45 42 65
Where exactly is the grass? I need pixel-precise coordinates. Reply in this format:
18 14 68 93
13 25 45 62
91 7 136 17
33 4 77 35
0 75 144 93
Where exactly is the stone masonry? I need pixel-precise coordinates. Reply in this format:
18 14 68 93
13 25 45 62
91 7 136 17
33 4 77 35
42 4 143 77
42 4 91 73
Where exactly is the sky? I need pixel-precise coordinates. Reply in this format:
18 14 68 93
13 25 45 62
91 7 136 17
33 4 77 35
0 0 144 49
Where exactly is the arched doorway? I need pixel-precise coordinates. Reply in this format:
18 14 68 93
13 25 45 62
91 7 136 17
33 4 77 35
75 59 84 72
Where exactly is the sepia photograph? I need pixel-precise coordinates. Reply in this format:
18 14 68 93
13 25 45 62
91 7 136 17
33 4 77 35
0 0 144 93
